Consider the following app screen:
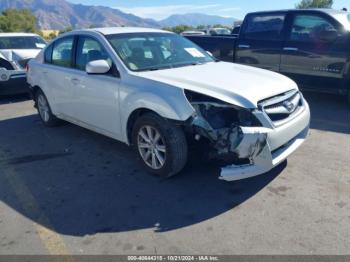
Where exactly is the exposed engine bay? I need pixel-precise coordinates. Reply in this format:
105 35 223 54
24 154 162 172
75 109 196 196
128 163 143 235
185 90 269 164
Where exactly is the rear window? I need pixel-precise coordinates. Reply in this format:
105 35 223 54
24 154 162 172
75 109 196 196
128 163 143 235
44 44 53 64
243 14 285 40
0 36 46 49
52 37 74 68
290 15 337 42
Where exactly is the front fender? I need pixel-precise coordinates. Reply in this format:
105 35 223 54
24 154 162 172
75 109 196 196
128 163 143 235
120 82 194 144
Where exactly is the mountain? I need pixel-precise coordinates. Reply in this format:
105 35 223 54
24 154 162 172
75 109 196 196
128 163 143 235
0 0 160 30
0 0 237 30
160 13 237 27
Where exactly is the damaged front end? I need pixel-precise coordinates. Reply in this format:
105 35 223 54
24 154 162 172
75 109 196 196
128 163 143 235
185 90 272 181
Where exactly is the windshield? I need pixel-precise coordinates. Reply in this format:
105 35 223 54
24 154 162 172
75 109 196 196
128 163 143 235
106 33 214 72
0 36 46 50
332 12 350 30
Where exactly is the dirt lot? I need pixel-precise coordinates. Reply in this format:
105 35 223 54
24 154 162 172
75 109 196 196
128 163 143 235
0 91 349 255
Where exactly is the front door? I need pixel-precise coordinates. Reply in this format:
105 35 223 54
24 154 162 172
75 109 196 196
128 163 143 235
235 12 286 72
280 11 348 92
68 35 121 138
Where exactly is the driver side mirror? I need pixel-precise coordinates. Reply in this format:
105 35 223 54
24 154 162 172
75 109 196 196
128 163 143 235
318 29 339 42
86 60 111 74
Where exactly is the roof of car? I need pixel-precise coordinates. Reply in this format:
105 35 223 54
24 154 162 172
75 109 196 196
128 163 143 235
87 27 171 35
0 32 40 37
249 8 348 15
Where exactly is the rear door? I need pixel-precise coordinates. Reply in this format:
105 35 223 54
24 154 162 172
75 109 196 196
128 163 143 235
235 12 286 71
280 11 348 92
42 36 77 117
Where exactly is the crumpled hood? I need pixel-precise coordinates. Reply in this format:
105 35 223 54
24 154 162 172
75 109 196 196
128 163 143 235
137 62 298 108
0 49 41 62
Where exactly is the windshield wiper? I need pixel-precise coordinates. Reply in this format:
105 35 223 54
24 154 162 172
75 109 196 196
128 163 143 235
140 65 172 72
170 62 206 68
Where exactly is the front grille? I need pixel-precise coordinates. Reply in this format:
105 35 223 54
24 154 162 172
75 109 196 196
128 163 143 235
259 90 303 125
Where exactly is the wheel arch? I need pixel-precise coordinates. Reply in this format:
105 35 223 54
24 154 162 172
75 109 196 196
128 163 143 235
30 85 57 114
126 108 155 145
121 90 194 145
30 85 42 106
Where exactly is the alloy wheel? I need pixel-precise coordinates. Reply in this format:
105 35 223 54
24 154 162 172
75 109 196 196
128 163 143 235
137 125 167 170
38 94 50 122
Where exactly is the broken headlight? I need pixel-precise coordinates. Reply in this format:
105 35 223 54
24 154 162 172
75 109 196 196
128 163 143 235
185 90 261 127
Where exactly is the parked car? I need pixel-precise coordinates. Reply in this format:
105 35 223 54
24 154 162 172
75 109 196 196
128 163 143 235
27 27 310 181
207 27 232 36
180 30 206 36
232 25 241 36
0 33 46 95
186 9 350 103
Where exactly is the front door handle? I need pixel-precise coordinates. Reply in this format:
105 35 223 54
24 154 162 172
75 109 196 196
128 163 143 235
283 47 299 51
238 44 251 49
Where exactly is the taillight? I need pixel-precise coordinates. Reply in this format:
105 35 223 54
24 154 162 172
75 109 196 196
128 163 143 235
25 64 29 73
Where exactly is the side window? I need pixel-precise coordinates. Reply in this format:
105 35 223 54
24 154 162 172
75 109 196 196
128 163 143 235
243 14 285 40
290 15 337 42
76 36 111 71
44 44 53 64
52 37 74 68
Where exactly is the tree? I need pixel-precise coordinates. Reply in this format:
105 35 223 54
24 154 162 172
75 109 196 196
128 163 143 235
212 24 230 29
196 25 207 30
162 25 194 34
0 9 38 33
48 32 58 39
58 26 73 35
296 0 333 9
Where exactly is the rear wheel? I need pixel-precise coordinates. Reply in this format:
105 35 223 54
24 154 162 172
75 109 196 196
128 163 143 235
132 113 188 178
35 90 60 127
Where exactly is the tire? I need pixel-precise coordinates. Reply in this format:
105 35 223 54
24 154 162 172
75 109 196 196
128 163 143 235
35 89 60 127
132 112 188 178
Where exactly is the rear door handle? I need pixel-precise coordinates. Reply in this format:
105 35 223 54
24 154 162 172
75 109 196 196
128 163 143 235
283 47 299 51
238 44 250 49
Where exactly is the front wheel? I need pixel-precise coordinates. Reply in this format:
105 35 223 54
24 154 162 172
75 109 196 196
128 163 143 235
132 113 188 178
35 90 60 127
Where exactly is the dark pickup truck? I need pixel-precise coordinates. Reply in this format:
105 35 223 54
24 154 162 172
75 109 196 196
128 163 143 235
186 9 350 102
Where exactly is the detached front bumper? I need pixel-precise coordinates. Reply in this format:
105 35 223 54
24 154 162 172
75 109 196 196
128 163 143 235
0 68 28 95
219 101 310 181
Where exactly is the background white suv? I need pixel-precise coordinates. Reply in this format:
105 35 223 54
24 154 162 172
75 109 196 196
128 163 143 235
0 33 46 95
27 27 310 181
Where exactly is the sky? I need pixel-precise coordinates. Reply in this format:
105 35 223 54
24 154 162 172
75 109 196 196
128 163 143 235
67 0 349 20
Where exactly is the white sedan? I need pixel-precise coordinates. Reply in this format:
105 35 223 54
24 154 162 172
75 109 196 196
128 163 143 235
27 27 310 181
